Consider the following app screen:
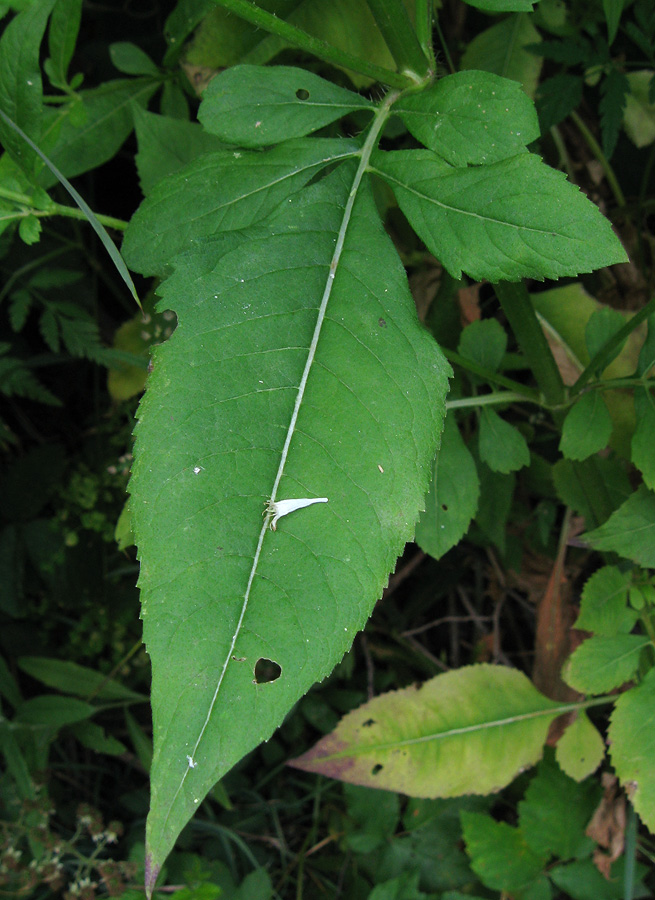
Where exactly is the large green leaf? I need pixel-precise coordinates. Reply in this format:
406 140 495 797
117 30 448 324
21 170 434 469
198 64 374 147
608 666 655 833
122 137 359 276
131 158 450 886
396 70 539 166
289 665 568 797
370 151 628 282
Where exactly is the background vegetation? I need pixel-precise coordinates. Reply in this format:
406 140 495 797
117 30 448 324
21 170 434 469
1 1 655 898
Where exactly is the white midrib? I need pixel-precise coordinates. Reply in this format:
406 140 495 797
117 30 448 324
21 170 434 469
156 90 400 840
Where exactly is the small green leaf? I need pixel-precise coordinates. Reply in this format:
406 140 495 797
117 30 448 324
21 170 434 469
637 315 655 376
0 652 22 708
458 319 507 373
623 70 655 148
18 214 42 245
556 712 606 782
479 408 529 474
40 78 158 187
600 67 629 159
68 720 127 756
461 812 547 893
631 388 655 489
574 566 637 636
608 666 655 833
134 107 226 195
559 392 613 461
122 137 359 276
125 708 152 772
461 13 542 98
583 485 655 566
552 456 631 528
603 0 625 44
584 306 626 373
15 695 97 728
110 41 160 76
371 151 627 282
415 415 479 560
17 656 147 703
563 634 651 694
395 70 539 166
475 463 515 554
290 665 563 797
536 73 583 132
550 856 649 900
198 64 373 147
46 0 82 87
518 749 600 859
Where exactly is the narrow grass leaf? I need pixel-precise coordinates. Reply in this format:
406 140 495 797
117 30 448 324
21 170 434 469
17 656 147 703
608 666 655 833
396 70 539 166
0 107 140 305
122 137 359 276
289 665 563 797
563 634 651 694
199 64 374 147
559 391 613 461
371 151 627 282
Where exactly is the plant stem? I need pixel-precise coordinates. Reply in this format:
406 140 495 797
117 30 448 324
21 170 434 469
209 0 412 88
0 185 128 230
365 0 430 80
442 348 541 401
624 802 637 900
494 281 565 407
433 13 456 74
446 391 539 410
569 109 626 208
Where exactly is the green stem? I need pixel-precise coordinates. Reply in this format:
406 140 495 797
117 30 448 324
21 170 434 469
494 281 565 407
0 185 128 230
209 0 412 88
365 0 430 79
446 391 539 410
443 347 541 401
570 110 626 208
571 296 655 396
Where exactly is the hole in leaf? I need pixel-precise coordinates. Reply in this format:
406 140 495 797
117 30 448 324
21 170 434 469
378 317 387 328
295 88 310 100
362 718 376 728
441 503 448 511
371 763 383 776
254 657 281 684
